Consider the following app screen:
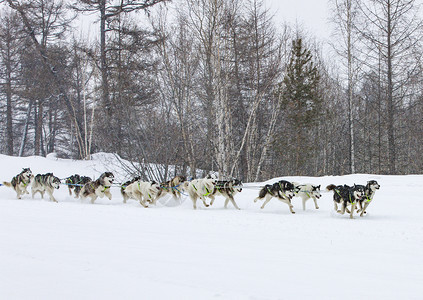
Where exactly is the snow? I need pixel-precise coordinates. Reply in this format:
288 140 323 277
0 153 422 299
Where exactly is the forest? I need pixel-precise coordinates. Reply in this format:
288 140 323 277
0 0 422 181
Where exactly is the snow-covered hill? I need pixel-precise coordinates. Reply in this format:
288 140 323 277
0 153 421 299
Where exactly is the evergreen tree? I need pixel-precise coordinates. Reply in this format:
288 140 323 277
279 38 321 175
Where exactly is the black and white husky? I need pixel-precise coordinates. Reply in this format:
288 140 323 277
356 180 380 216
326 184 365 219
254 180 296 214
122 179 161 207
2 168 33 199
31 173 61 203
185 174 218 209
80 172 114 204
292 182 321 211
65 174 92 198
209 179 243 210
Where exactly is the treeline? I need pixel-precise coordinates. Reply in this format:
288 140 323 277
0 0 422 181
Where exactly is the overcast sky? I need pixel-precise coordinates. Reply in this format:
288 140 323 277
265 0 331 40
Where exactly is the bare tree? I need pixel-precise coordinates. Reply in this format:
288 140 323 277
357 0 423 174
0 9 23 155
330 0 362 173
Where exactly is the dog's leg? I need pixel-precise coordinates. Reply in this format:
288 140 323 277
338 202 346 214
281 197 295 214
48 191 58 203
41 191 45 199
253 197 262 203
260 195 272 209
226 196 241 210
122 192 128 203
105 190 112 200
333 201 338 211
302 196 307 211
356 201 363 213
139 198 149 208
68 187 72 196
209 195 216 206
191 194 198 209
313 197 319 209
200 196 209 208
90 195 97 204
360 201 370 216
350 202 356 219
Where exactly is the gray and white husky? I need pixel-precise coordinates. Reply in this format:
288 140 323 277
80 172 114 204
292 182 321 211
122 180 161 207
2 168 33 199
356 180 380 216
184 174 218 209
31 173 61 203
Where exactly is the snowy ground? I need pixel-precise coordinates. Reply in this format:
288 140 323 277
0 153 422 300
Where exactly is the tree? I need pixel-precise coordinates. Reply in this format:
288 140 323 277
0 9 23 155
357 0 423 174
279 37 321 175
330 0 361 173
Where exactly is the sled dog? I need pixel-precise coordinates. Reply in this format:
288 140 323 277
254 180 296 214
158 175 187 199
120 176 141 202
2 168 33 199
209 179 243 210
356 180 380 216
80 172 114 204
122 180 161 207
292 182 321 211
65 174 92 198
326 184 365 219
185 174 218 209
31 173 61 203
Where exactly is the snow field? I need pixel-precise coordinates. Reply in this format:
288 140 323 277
0 154 422 299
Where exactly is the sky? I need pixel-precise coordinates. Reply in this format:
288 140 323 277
265 0 331 40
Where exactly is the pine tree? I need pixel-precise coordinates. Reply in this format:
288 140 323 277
280 38 321 175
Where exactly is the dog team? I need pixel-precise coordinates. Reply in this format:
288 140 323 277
2 168 380 218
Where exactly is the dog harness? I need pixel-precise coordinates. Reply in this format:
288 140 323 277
192 184 211 197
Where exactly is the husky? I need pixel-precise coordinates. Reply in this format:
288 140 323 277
2 168 33 199
158 175 187 199
208 179 243 210
326 184 365 219
356 180 380 216
65 174 92 198
122 180 161 207
184 174 218 209
31 173 61 203
80 172 114 204
120 176 141 202
292 182 321 211
254 180 296 214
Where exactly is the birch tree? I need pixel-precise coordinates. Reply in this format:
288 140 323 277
330 0 361 173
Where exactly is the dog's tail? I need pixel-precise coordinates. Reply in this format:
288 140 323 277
258 186 269 199
2 181 12 188
326 184 336 191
